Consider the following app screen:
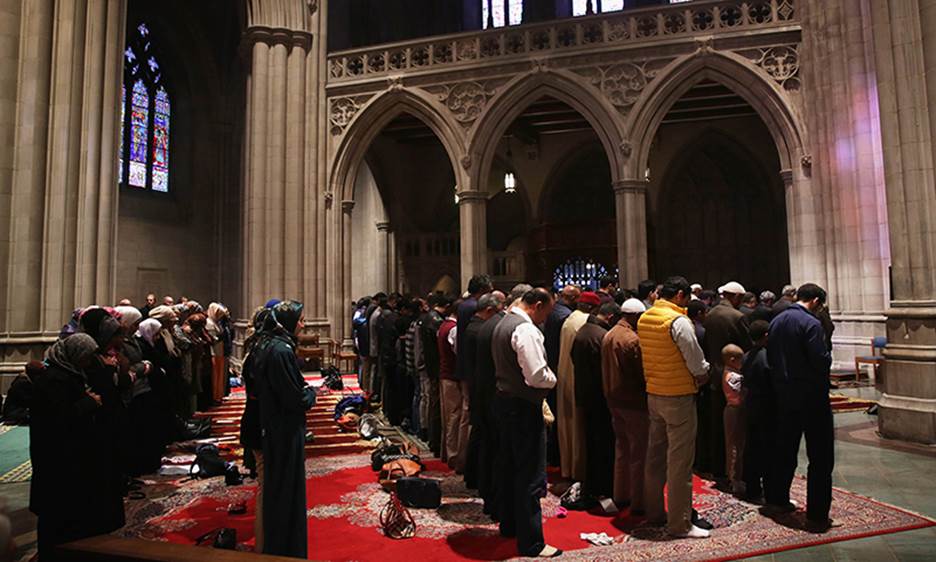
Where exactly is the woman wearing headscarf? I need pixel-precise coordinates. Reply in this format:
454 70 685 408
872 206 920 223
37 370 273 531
253 300 314 558
239 305 273 552
173 312 213 415
206 303 231 404
30 334 126 558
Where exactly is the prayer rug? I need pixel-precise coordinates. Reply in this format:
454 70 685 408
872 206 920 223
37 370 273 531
0 425 31 482
830 394 877 413
119 451 934 561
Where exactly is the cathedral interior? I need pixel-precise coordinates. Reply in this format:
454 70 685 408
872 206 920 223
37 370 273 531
1 0 935 560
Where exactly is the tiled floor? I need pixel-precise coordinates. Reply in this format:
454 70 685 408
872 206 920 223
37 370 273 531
747 386 936 562
2 385 934 561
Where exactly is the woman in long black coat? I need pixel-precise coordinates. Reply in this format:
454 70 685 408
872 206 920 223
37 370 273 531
253 300 315 558
30 334 126 559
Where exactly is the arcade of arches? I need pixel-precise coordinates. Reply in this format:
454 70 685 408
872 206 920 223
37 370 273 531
1 0 936 524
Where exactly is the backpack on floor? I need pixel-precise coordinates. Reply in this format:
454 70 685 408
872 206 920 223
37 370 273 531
334 395 366 420
396 477 442 509
190 444 226 479
322 365 344 390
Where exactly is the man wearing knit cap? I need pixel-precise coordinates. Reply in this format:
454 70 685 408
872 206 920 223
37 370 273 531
601 298 649 511
699 281 753 482
556 291 600 480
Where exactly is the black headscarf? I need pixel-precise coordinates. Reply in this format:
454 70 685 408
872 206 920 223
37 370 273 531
79 307 122 349
272 300 304 336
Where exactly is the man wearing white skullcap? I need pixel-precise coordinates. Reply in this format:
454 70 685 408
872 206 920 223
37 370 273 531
699 281 753 482
601 297 649 511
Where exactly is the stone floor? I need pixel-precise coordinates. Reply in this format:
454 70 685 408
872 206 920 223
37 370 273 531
2 385 934 561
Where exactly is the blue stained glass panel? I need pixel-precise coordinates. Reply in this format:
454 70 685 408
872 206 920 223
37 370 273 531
151 87 170 192
129 79 148 187
119 84 125 183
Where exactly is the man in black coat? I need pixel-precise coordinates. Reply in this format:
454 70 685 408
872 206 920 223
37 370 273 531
473 296 506 517
377 297 403 425
740 320 774 502
571 302 620 499
765 284 834 533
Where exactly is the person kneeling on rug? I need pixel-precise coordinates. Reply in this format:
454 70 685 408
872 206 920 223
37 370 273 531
492 288 563 558
253 300 316 558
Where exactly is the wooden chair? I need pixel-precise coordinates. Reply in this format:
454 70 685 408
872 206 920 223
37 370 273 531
854 336 886 381
296 332 324 371
334 344 358 375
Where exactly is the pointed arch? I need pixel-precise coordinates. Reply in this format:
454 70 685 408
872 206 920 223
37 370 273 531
626 49 806 179
330 87 467 203
468 69 627 191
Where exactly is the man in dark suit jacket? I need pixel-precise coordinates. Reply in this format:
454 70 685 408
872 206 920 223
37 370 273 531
700 282 753 480
765 283 834 533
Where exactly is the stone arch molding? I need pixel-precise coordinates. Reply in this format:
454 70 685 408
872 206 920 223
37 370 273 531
329 87 468 204
625 48 806 180
467 68 628 192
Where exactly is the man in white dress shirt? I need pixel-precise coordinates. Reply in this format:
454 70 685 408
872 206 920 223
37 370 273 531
492 288 562 558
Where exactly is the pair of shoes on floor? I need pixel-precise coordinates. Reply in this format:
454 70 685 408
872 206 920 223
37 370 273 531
805 517 837 533
759 500 798 516
669 524 711 539
537 545 563 557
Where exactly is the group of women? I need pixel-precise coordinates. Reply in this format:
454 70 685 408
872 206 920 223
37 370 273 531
29 300 232 560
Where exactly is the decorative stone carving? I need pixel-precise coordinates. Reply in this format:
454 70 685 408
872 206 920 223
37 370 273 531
307 0 318 14
801 154 812 169
387 75 403 91
740 45 800 91
423 81 498 128
324 191 334 208
341 199 355 214
572 61 665 114
329 97 360 135
531 58 549 73
620 140 633 159
460 155 472 170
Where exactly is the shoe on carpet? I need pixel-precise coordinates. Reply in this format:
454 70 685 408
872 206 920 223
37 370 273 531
537 545 563 557
805 518 835 533
760 501 798 516
669 524 711 539
691 509 713 530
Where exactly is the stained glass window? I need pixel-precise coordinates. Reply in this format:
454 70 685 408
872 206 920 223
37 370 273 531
119 22 170 191
573 0 625 16
129 80 149 187
553 258 609 292
482 0 523 29
152 87 170 192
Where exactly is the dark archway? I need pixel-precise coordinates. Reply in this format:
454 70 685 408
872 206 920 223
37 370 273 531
653 128 789 293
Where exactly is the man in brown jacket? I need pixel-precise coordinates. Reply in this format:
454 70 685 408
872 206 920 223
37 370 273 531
601 298 648 512
700 281 753 481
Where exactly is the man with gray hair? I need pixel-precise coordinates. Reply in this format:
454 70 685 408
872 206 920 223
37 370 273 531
508 283 534 309
751 291 776 323
772 284 797 318
464 291 506 488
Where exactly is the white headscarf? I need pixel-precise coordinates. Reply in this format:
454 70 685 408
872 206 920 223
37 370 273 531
114 306 142 330
136 318 163 345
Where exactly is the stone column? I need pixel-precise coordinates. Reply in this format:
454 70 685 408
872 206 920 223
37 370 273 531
241 23 313 312
457 190 487 290
340 199 354 342
376 221 390 291
612 180 649 289
870 0 936 443
387 229 398 293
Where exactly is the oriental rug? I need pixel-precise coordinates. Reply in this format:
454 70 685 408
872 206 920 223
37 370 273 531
119 451 935 561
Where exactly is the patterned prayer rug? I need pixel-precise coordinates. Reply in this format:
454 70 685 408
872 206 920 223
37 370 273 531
118 452 935 561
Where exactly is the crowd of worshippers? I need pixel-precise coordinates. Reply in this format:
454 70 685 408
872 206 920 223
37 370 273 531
350 274 836 556
4 294 234 560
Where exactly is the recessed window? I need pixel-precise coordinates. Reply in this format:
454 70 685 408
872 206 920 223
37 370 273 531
482 0 523 29
119 23 171 192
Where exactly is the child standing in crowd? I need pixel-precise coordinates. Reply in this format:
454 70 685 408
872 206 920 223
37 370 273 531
721 344 746 496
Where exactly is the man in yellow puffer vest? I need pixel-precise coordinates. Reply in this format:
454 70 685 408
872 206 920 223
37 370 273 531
637 276 711 538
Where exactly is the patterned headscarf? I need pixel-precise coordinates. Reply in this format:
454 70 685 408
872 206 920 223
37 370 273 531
45 333 98 376
272 300 304 335
114 306 142 330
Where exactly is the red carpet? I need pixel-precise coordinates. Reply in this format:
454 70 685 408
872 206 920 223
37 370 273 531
119 374 934 560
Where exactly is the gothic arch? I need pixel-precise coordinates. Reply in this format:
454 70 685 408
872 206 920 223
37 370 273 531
330 87 467 203
468 69 627 192
626 49 806 179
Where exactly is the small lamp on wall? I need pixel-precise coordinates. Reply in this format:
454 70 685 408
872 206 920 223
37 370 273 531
504 171 516 194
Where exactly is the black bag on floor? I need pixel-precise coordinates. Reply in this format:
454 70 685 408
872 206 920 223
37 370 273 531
322 365 344 390
396 477 441 509
371 443 403 471
191 444 226 478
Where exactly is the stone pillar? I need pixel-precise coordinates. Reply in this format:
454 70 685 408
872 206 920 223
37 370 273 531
800 0 890 366
870 0 936 443
376 221 390 291
241 21 313 312
458 190 487 290
387 229 398 293
340 199 354 342
612 180 649 289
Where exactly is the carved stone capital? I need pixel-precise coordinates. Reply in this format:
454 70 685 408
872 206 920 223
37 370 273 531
612 179 648 194
456 190 487 204
375 221 391 232
341 199 355 214
779 169 794 186
244 26 314 52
